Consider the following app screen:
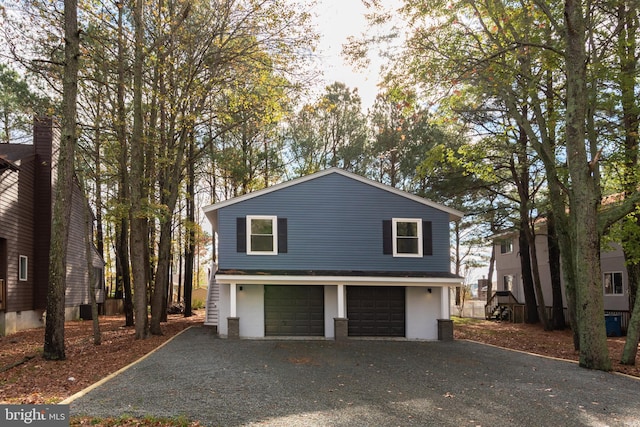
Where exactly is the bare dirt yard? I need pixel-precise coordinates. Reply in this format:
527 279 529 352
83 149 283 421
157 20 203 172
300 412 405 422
453 316 640 378
0 311 206 405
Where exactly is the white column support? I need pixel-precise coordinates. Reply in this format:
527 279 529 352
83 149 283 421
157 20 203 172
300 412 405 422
337 284 345 318
440 286 450 319
230 283 237 317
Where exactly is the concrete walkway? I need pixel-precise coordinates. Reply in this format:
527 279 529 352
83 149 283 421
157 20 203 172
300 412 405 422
68 327 640 426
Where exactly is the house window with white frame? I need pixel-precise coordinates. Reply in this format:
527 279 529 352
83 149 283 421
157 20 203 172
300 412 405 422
500 239 513 254
503 275 514 292
603 271 623 295
393 218 422 257
247 215 278 255
19 255 28 281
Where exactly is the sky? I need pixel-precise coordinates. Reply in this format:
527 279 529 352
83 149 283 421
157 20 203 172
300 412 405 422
311 0 399 110
310 1 492 285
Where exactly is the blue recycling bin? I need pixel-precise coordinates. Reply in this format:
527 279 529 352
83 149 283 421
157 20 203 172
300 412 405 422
605 314 621 337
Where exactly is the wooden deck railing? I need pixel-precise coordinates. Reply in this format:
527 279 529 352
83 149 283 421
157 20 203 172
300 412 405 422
485 296 630 333
485 291 525 323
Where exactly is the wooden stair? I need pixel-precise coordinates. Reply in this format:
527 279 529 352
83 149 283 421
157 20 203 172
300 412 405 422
485 291 525 323
204 270 219 327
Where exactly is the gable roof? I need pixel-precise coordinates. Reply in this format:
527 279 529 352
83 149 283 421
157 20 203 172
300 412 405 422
203 168 464 227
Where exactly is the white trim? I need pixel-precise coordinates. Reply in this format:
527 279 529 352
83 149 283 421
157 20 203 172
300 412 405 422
203 168 464 229
214 274 463 287
230 283 237 317
337 284 345 318
246 215 278 255
19 255 28 281
392 218 422 258
603 271 624 296
441 286 451 318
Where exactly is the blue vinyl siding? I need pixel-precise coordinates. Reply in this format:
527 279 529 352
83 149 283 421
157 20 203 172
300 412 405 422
217 173 452 273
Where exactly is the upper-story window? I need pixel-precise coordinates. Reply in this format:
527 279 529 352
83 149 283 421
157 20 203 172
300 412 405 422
393 218 422 257
247 215 278 255
383 218 432 257
236 216 287 255
500 239 513 254
603 271 623 295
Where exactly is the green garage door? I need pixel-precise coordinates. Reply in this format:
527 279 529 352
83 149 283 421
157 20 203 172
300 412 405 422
347 286 405 337
264 285 324 336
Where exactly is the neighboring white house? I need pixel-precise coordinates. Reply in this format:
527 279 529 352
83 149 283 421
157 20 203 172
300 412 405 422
494 227 630 328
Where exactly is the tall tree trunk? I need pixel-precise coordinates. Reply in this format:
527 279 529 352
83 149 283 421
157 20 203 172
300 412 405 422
115 2 134 327
92 110 104 263
115 218 133 326
541 25 566 332
88 75 103 344
130 0 149 340
44 0 79 360
546 211 566 330
507 7 579 350
454 220 461 305
485 245 495 305
178 222 183 304
510 139 540 324
543 161 578 347
525 223 551 330
184 137 195 318
149 131 187 333
518 228 538 323
150 217 173 335
565 0 610 371
618 0 640 366
622 264 640 364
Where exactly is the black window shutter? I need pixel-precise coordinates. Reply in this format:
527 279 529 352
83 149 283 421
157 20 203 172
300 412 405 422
278 218 288 253
423 221 433 256
236 217 246 253
383 220 392 254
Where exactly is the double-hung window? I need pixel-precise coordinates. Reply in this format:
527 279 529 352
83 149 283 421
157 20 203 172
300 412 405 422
247 215 278 255
503 275 514 292
603 271 623 295
500 239 513 254
392 218 422 257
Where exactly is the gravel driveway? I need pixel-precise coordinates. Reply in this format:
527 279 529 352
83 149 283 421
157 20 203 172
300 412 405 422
68 326 640 426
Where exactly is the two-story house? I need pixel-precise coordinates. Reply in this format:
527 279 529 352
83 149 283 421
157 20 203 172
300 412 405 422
203 168 463 340
494 227 629 326
0 117 105 335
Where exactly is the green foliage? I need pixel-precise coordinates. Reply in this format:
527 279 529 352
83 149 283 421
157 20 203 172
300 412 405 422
451 316 482 326
606 206 640 266
368 86 444 190
288 82 369 176
0 63 51 143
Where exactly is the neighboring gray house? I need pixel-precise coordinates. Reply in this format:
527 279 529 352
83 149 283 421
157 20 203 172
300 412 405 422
203 168 463 340
0 118 105 335
494 228 629 317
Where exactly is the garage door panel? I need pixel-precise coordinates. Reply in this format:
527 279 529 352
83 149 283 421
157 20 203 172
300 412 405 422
265 285 324 336
347 286 405 337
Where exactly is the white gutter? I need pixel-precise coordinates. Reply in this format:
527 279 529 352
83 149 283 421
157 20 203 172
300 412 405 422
213 274 463 287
